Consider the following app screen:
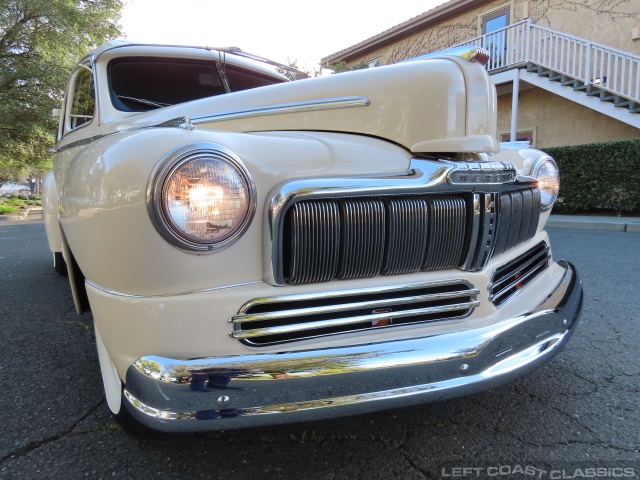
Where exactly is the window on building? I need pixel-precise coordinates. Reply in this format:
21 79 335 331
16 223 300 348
481 6 511 69
367 58 382 68
500 130 534 145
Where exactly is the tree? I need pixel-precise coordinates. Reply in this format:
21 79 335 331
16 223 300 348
331 60 369 74
0 0 124 185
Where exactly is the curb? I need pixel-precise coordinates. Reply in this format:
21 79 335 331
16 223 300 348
0 207 42 222
548 215 640 233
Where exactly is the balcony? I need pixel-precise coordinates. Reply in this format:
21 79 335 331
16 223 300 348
454 19 640 125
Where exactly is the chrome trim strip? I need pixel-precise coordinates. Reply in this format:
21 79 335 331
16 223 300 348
231 302 480 339
231 289 481 324
85 280 261 299
188 96 370 125
490 263 549 305
238 279 473 311
122 261 582 433
489 243 551 306
50 133 114 153
476 193 497 270
50 97 370 153
463 194 482 270
491 246 551 292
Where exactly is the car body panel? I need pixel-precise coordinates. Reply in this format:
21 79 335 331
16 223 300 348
42 42 580 433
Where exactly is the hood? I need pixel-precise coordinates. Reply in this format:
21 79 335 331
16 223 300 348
106 54 499 154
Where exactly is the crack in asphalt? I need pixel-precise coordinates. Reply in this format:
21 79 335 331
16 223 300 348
400 450 432 479
0 399 105 465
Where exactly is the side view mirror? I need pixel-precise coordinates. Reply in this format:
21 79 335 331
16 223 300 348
51 108 62 118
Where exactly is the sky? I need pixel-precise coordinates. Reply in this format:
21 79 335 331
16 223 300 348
119 0 449 73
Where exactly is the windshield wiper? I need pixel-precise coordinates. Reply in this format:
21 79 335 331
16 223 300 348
117 95 172 109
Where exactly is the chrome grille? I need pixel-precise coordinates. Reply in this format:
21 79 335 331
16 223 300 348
231 281 479 346
279 187 541 285
490 242 551 305
493 188 541 257
284 195 468 285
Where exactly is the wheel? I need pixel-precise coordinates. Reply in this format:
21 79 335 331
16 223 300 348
53 251 68 276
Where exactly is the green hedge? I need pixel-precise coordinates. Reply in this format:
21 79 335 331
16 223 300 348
544 139 640 214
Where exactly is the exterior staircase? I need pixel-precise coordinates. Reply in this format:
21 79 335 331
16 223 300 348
455 19 640 129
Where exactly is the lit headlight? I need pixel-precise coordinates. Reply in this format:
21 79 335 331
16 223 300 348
148 143 255 252
532 155 560 211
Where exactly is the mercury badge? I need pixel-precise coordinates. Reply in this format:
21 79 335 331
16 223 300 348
448 161 516 185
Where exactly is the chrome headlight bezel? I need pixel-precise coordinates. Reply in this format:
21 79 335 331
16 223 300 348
531 154 560 211
147 142 256 253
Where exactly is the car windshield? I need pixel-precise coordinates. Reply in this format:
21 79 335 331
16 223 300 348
108 57 285 112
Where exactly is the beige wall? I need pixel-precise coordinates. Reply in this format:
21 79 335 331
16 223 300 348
496 87 640 148
526 0 640 56
345 0 640 67
355 1 510 67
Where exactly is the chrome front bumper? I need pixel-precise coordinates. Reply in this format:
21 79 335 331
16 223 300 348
124 260 582 433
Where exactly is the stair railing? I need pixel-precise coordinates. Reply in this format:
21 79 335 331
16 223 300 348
454 19 640 103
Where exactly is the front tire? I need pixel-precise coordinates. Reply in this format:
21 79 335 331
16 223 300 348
53 251 67 276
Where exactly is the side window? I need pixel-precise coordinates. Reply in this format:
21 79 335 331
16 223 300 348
68 65 95 131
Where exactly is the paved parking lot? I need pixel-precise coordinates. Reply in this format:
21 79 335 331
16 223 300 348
1 221 638 479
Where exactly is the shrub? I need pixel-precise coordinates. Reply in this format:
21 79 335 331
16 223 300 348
0 205 19 215
5 197 25 207
545 139 640 215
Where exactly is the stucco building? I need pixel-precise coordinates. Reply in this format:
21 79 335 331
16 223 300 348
321 0 640 148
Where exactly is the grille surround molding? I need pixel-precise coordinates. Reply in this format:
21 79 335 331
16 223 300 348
265 158 535 286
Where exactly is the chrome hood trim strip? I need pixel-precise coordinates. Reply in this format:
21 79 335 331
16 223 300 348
187 96 370 125
51 96 369 153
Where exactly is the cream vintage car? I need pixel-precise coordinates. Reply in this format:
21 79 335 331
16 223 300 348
43 41 582 433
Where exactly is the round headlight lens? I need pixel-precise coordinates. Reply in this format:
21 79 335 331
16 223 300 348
532 156 560 211
150 144 255 252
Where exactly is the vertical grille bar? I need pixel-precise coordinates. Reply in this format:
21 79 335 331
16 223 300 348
494 188 541 258
338 199 386 279
383 198 429 275
463 194 482 270
422 196 467 271
494 192 511 257
527 188 542 239
505 190 523 250
288 200 340 285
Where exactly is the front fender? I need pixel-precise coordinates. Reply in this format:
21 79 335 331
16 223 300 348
42 171 63 253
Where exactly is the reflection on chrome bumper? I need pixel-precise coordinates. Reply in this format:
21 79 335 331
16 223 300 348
124 260 582 432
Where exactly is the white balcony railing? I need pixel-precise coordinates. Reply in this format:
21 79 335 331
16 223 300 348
455 19 640 104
